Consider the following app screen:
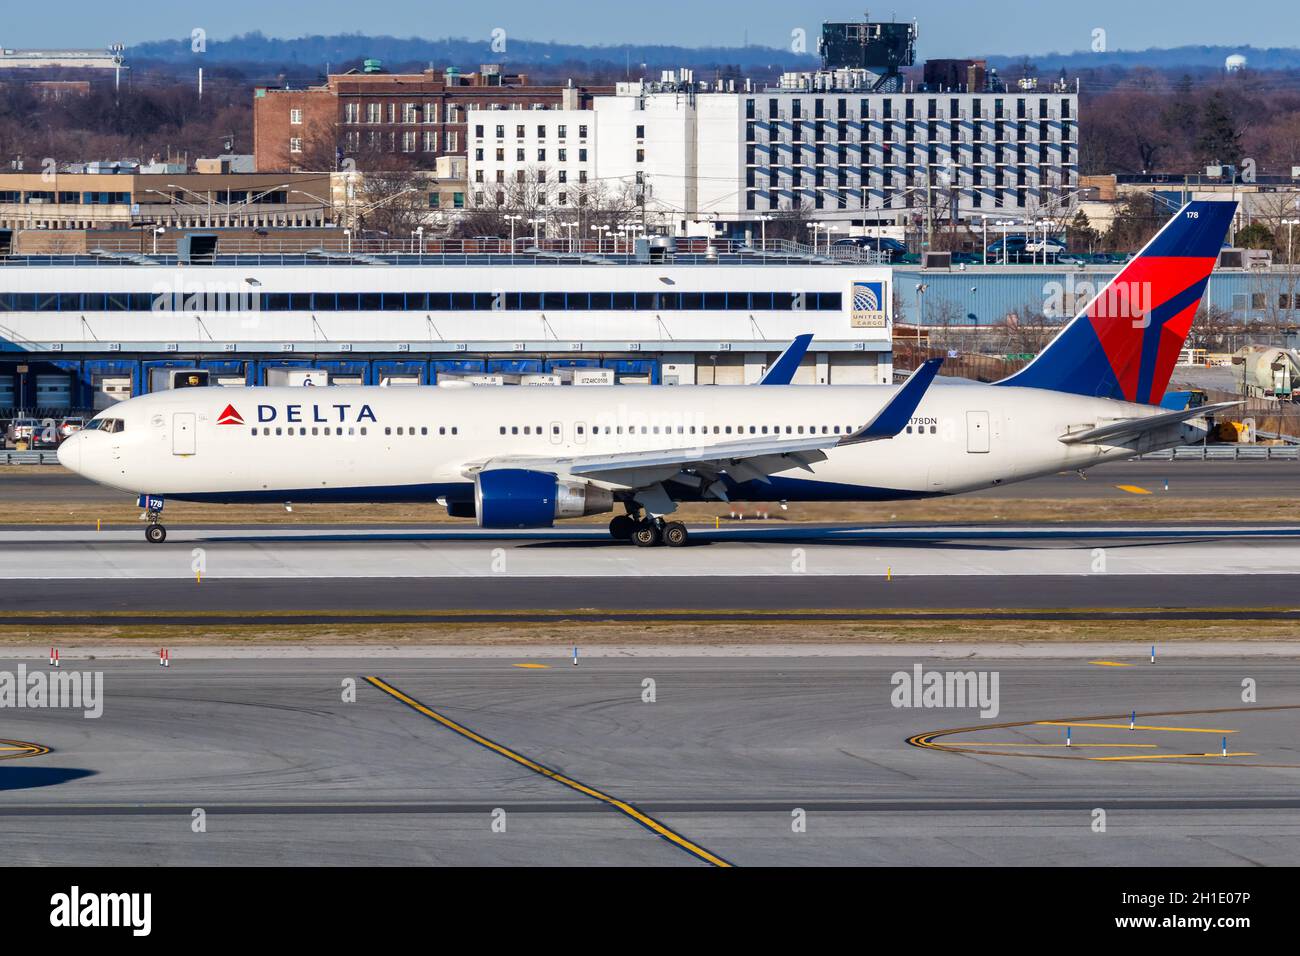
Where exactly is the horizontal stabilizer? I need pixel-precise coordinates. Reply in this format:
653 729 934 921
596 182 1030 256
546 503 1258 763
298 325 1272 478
1058 400 1242 446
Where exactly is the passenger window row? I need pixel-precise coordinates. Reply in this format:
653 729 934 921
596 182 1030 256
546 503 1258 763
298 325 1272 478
251 426 461 436
252 426 370 436
504 424 858 436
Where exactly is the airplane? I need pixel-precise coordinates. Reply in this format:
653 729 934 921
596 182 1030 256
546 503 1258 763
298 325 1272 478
58 200 1240 547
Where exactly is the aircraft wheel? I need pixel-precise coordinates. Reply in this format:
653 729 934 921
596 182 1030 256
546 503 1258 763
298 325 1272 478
609 514 637 540
662 522 689 547
145 524 167 544
631 522 661 547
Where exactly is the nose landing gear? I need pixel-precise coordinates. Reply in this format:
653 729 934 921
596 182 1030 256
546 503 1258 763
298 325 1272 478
138 495 167 543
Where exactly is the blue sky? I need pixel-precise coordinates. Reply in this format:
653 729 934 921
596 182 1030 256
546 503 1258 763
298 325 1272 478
4 0 1297 56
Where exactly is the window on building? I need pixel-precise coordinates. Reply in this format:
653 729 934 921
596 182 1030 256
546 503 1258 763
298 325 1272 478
289 108 302 125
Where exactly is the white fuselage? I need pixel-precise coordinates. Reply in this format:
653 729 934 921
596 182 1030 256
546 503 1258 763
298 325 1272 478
58 382 1207 509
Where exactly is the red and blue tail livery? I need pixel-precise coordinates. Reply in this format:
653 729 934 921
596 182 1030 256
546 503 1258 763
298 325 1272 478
998 200 1236 404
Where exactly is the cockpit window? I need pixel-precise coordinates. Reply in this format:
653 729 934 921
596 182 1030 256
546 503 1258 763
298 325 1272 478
84 418 124 433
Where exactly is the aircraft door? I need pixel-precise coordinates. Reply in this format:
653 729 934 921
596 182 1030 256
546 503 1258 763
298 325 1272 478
966 411 990 453
173 413 196 455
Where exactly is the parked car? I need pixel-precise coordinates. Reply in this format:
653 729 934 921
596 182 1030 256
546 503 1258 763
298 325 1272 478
30 421 61 449
4 417 44 449
833 236 907 256
987 235 1066 262
58 417 85 441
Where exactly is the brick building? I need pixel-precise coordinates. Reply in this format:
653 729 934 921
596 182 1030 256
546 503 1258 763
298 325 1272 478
254 63 611 172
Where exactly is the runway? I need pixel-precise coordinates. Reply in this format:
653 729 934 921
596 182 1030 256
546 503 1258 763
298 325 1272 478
3 656 1300 865
4 523 1300 578
2 523 1298 616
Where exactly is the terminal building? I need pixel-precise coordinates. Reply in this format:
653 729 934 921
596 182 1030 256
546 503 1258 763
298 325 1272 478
0 245 893 418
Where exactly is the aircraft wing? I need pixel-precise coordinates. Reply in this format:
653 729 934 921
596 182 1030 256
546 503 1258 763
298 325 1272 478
463 434 838 491
462 359 943 495
1058 401 1242 446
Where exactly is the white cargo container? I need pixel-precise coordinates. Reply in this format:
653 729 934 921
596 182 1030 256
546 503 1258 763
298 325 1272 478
265 368 329 387
572 368 615 386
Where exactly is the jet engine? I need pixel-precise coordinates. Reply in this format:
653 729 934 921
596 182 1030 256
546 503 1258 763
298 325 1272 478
473 468 614 528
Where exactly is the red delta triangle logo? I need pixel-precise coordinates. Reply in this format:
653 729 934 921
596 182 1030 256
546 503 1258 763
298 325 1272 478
217 404 244 426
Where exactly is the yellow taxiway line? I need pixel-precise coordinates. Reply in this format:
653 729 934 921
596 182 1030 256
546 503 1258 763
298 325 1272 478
944 742 1157 748
0 738 50 760
1036 721 1236 734
1091 752 1256 761
365 676 732 867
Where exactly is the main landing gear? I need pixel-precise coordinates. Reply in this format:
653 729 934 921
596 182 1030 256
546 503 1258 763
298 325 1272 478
608 511 688 548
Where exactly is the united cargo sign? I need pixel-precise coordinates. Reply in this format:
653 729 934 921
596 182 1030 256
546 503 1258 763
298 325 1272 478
850 280 888 328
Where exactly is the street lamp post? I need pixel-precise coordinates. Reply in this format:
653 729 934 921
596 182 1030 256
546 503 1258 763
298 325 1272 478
1283 218 1300 313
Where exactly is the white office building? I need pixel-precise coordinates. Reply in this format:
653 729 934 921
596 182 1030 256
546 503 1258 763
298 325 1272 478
468 71 1079 239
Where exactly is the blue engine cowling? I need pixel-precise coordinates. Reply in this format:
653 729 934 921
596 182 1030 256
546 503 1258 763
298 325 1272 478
473 469 614 529
475 469 558 528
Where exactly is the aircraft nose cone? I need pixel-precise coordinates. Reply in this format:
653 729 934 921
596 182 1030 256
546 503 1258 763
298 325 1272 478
57 433 80 473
